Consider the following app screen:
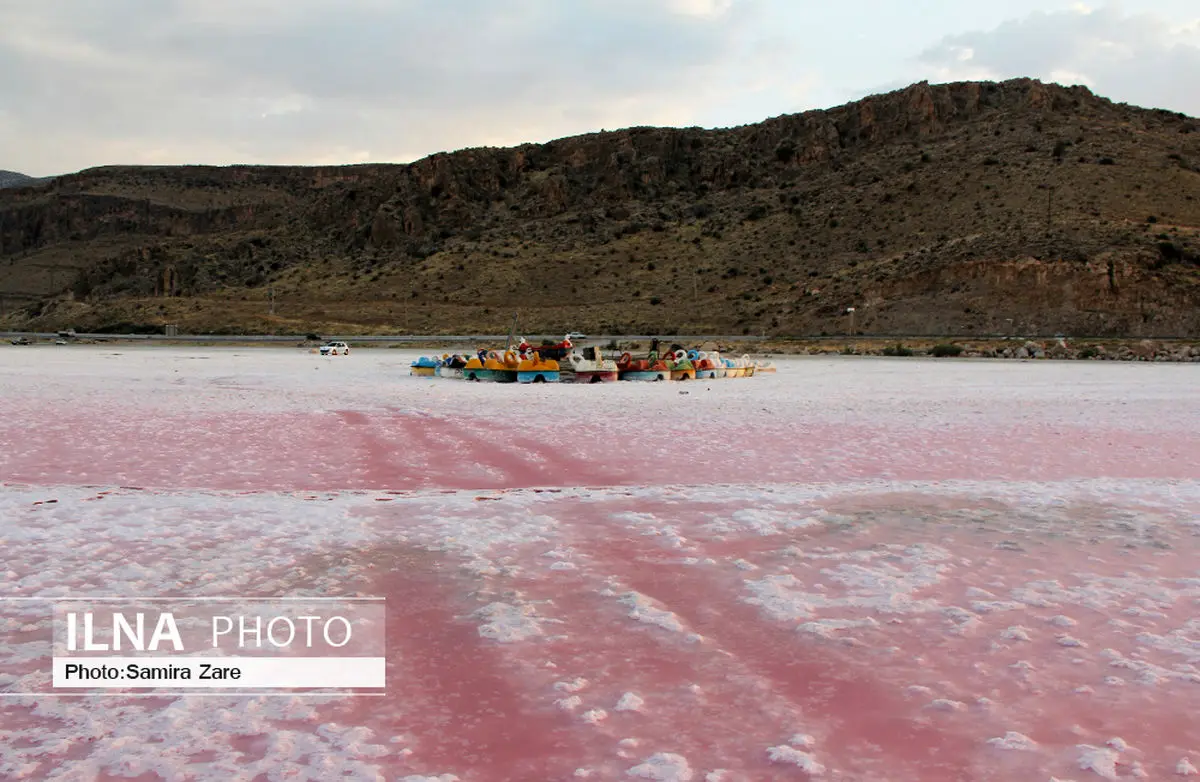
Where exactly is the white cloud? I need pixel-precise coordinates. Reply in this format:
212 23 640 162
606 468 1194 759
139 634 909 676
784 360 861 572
916 4 1200 115
665 0 735 18
3 0 800 174
2 1 1197 176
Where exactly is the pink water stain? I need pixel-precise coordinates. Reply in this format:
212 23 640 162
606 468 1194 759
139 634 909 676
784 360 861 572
307 491 1196 780
2 409 1197 491
357 558 594 779
0 487 1196 780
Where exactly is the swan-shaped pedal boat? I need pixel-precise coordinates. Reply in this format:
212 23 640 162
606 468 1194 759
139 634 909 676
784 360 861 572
567 348 619 383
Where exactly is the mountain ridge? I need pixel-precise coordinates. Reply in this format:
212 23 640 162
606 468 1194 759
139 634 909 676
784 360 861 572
1 77 1198 337
0 170 45 189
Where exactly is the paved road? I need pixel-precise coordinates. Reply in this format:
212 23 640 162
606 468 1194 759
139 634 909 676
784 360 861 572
1 332 773 344
2 331 1188 344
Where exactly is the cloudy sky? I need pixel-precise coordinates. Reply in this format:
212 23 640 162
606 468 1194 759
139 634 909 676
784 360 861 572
2 0 1198 176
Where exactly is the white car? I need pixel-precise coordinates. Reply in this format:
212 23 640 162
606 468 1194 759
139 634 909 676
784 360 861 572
320 341 350 356
565 332 588 340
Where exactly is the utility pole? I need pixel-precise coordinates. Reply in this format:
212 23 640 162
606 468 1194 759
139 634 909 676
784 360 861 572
268 286 275 316
1047 186 1055 232
506 312 518 351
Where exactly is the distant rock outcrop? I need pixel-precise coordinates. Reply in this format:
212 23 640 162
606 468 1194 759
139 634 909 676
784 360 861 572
0 170 39 189
1 78 1198 337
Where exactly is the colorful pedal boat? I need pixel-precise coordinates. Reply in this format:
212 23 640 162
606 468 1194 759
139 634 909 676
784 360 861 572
517 354 561 383
410 355 439 377
722 357 753 378
661 350 693 381
463 351 519 382
691 350 726 379
436 365 464 379
567 349 619 383
617 353 671 381
621 368 672 381
574 367 619 383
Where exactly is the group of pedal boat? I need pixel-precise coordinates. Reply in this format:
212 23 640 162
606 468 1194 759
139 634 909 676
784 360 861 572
411 337 775 382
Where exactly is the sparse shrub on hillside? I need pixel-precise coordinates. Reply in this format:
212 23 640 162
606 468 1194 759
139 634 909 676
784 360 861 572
931 343 964 357
1157 241 1199 266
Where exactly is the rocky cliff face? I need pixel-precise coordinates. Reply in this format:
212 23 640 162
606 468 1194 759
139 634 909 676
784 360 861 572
1 78 1198 336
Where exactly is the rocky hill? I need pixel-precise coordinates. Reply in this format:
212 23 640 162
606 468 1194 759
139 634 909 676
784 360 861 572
0 170 41 189
1 78 1198 337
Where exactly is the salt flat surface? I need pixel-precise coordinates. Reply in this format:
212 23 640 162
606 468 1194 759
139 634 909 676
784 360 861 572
1 346 1198 780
